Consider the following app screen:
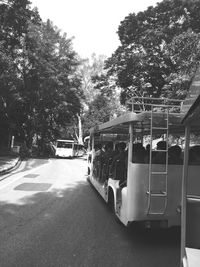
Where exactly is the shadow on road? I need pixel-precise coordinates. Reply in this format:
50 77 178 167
0 175 180 267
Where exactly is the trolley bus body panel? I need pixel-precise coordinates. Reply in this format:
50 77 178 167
126 163 182 226
126 163 200 226
88 159 200 227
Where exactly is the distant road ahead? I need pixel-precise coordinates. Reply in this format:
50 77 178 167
0 158 180 267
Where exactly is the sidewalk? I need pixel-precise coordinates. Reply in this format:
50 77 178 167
0 156 21 175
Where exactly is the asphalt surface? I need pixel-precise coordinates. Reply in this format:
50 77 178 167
0 157 180 267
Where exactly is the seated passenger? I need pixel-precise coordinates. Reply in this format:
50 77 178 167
93 144 101 158
113 143 120 155
104 142 114 160
144 144 150 163
110 142 127 178
132 143 146 163
156 140 167 150
152 141 167 164
94 143 105 180
114 142 128 186
113 142 126 160
100 142 114 182
146 144 150 153
94 143 105 159
189 145 200 165
168 145 183 164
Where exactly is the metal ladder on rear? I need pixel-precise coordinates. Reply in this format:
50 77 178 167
147 105 169 215
126 96 183 215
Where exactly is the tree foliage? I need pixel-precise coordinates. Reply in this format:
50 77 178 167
22 19 83 144
80 54 125 136
0 0 39 146
0 0 83 148
105 0 200 104
83 94 112 135
78 53 107 105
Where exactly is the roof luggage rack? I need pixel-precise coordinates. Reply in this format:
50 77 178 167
126 96 183 113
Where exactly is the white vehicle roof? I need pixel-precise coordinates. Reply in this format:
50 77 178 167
56 139 76 143
90 111 185 136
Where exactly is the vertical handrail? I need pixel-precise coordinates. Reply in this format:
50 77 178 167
147 105 154 213
164 108 169 212
180 126 190 267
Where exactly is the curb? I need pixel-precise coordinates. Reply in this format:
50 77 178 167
0 157 21 176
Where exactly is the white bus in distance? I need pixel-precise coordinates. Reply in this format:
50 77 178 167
55 139 84 158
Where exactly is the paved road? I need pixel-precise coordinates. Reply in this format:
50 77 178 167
0 158 180 267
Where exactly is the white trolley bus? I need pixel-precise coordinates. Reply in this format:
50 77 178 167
88 97 200 229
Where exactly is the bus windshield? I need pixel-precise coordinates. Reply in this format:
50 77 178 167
57 141 73 149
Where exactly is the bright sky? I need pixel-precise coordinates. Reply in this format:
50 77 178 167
30 0 162 59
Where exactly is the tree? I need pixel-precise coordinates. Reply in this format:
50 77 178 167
0 0 40 147
162 30 200 99
78 53 107 106
79 54 125 136
83 94 113 135
0 0 84 150
105 0 200 105
21 19 83 146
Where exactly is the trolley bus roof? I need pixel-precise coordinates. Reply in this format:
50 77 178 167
90 111 185 135
181 66 200 126
182 95 200 126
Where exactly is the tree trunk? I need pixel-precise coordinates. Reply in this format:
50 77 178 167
77 115 83 144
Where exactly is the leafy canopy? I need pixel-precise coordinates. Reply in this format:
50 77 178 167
105 0 200 104
0 0 83 147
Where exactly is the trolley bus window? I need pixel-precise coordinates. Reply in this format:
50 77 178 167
132 143 146 163
168 145 183 165
189 145 200 165
152 141 167 164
